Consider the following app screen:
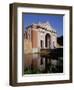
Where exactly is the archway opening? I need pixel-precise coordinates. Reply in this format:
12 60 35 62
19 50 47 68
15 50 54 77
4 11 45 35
45 34 51 48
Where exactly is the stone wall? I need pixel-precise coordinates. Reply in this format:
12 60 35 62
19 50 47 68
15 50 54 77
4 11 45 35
24 39 32 54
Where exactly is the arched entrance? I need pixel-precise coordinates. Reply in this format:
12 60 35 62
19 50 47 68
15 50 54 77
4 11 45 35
45 34 51 48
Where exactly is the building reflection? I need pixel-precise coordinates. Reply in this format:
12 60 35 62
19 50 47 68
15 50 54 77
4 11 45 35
24 54 63 74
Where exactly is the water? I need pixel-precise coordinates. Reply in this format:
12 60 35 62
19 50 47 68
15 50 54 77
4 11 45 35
24 54 63 74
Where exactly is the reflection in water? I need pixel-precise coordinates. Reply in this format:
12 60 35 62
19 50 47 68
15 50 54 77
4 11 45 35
24 54 63 74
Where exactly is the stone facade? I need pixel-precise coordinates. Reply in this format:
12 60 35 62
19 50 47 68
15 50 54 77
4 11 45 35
24 22 57 54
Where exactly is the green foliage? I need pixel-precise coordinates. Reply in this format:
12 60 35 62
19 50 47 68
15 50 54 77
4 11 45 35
24 67 41 74
57 36 63 45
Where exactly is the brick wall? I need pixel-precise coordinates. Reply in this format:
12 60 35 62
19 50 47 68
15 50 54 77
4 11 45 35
31 29 38 48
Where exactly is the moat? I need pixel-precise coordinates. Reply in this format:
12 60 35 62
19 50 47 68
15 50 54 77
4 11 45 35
24 48 63 74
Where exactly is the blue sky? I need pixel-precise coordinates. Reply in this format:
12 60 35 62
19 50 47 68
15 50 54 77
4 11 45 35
23 13 63 37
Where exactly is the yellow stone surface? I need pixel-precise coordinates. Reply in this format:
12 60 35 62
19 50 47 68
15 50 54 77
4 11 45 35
57 43 63 48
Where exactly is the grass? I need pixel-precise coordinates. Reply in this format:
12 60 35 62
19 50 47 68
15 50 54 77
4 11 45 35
24 67 41 74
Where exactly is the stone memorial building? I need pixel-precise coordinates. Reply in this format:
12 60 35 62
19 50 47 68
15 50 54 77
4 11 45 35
24 22 57 54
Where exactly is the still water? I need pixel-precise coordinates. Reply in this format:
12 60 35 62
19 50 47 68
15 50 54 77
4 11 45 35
24 54 63 74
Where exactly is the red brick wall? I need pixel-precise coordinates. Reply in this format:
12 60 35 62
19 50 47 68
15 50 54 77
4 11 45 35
31 29 38 48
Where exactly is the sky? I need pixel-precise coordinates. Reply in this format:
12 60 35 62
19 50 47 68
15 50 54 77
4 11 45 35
23 13 63 37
